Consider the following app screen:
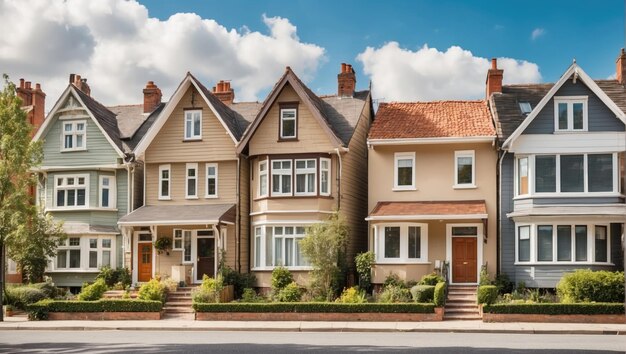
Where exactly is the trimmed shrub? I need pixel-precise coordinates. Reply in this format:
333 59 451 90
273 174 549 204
383 273 405 288
96 266 132 288
378 285 412 303
27 299 163 320
78 279 108 301
410 285 435 303
556 270 624 303
275 282 302 302
221 266 257 299
271 266 293 292
240 288 264 303
192 275 224 303
494 274 514 294
355 251 375 292
29 281 61 298
138 279 167 303
433 282 447 307
419 273 444 286
483 303 625 315
4 286 47 310
477 285 498 305
336 287 366 304
193 302 436 313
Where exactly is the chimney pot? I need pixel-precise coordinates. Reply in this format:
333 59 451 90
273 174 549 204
25 81 31 89
341 63 347 73
616 48 626 84
213 80 234 104
338 62 356 97
485 57 504 100
491 58 497 70
35 83 41 91
143 80 162 113
19 79 24 88
69 74 75 84
212 86 216 92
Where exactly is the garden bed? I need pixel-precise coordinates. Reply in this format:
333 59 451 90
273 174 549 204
193 303 443 321
28 299 163 320
482 303 625 324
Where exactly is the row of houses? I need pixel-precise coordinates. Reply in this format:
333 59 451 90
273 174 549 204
14 50 625 291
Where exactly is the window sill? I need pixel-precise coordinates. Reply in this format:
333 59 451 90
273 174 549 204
513 192 623 200
453 184 477 190
375 261 431 265
46 269 101 273
185 196 199 200
254 195 334 201
47 207 116 212
277 138 298 142
392 187 417 192
251 266 314 271
514 262 615 266
60 149 88 153
553 130 588 134
182 138 202 142
158 197 172 201
205 195 219 199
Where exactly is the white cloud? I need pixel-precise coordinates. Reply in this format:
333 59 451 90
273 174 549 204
0 0 325 105
357 43 542 101
531 28 545 41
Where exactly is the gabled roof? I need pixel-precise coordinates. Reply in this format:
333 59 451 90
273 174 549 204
133 73 253 157
369 101 495 141
498 63 626 149
237 67 370 153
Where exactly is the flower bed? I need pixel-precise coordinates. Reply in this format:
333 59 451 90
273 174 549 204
193 302 443 321
482 303 625 323
28 299 163 320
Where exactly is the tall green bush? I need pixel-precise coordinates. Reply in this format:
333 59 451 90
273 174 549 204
138 279 167 303
433 282 447 307
410 285 435 302
477 285 498 305
271 266 294 292
355 251 375 292
275 282 302 302
556 270 624 303
4 286 47 309
418 273 444 286
77 279 108 301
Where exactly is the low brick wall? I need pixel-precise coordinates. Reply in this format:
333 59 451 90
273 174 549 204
483 313 626 324
47 311 162 320
196 307 444 321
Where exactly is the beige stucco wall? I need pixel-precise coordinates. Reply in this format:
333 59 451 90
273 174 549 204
368 142 498 283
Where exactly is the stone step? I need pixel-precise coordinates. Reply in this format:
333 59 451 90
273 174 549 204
444 316 482 321
165 301 193 307
163 306 194 314
446 296 477 302
445 302 478 308
444 307 479 314
162 313 195 321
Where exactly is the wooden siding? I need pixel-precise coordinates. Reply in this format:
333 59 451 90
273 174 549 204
514 264 617 288
248 84 336 156
145 160 237 205
145 86 237 163
525 77 624 134
238 156 250 272
500 153 516 278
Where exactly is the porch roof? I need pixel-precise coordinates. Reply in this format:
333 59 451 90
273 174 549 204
118 204 236 226
507 204 626 220
366 200 488 221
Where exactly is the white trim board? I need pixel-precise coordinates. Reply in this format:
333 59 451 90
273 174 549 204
509 132 626 154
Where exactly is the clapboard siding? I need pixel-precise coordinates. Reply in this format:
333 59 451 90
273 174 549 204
515 264 617 288
525 77 624 134
500 153 516 279
238 156 250 272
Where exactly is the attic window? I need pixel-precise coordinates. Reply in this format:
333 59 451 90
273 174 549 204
519 102 532 114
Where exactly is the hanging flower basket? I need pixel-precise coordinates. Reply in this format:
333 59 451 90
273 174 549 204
154 237 172 255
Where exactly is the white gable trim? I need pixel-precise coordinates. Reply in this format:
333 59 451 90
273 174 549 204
33 86 125 158
502 63 626 150
133 74 237 157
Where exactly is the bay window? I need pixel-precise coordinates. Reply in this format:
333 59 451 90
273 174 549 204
88 237 112 269
518 226 530 262
271 160 292 196
320 158 331 196
55 175 88 208
377 224 428 262
252 225 311 269
54 236 116 270
57 237 81 269
295 159 316 195
517 157 529 195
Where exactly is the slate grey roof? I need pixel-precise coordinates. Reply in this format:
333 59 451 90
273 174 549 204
118 204 236 225
319 91 369 145
490 79 626 142
73 86 125 153
108 104 145 139
230 101 262 128
123 103 164 151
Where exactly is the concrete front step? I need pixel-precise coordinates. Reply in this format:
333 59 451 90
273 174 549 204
444 315 482 321
446 297 477 303
163 307 194 314
444 307 479 314
445 302 478 308
165 302 193 308
162 313 195 321
447 290 477 295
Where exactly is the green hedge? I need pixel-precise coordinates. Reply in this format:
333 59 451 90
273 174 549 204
477 285 498 305
557 270 624 303
433 282 447 307
193 302 435 313
483 303 625 315
28 299 163 313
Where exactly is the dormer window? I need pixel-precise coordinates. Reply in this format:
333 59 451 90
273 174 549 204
61 121 86 151
554 97 587 132
519 102 532 114
279 104 298 140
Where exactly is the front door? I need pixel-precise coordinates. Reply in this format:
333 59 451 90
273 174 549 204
138 242 153 282
452 237 477 283
196 234 215 281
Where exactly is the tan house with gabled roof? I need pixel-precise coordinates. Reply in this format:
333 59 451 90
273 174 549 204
119 73 259 285
237 64 373 288
367 101 498 288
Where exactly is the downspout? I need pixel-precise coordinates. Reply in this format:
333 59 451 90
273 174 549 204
497 148 507 277
235 156 241 273
334 148 343 210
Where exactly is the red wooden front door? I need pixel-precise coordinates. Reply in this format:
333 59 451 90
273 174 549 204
452 237 477 283
138 243 152 282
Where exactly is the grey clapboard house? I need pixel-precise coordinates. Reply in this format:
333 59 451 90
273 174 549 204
488 54 626 288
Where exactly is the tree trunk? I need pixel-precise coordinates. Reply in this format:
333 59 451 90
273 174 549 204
0 242 5 322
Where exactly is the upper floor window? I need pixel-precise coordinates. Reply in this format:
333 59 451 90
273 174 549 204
186 163 198 199
158 164 171 200
184 110 202 140
295 159 316 196
454 150 475 188
394 152 415 190
272 160 292 196
62 121 86 151
279 107 297 139
517 157 529 195
554 97 587 132
99 175 116 208
258 160 268 198
205 163 218 198
55 175 88 208
320 158 331 196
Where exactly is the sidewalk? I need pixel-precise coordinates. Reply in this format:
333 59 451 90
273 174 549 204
1 315 625 334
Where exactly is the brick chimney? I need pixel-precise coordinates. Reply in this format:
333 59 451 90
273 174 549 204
485 58 503 100
616 48 626 84
16 79 46 134
143 81 162 113
212 80 234 104
69 73 91 96
338 63 356 97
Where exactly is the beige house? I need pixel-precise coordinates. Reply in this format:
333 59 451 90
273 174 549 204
367 101 498 286
237 64 373 288
119 74 259 285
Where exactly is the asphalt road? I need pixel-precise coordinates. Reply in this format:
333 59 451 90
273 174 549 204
0 330 625 353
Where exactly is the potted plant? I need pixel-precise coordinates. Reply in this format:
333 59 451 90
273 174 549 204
154 237 172 255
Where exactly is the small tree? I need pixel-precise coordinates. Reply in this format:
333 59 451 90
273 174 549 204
300 212 349 301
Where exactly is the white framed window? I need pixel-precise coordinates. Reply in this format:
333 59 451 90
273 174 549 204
295 159 316 196
515 222 611 264
279 108 297 139
271 160 292 196
55 174 89 208
183 230 192 263
252 224 313 269
158 164 171 200
55 236 116 270
376 223 428 263
61 120 87 151
56 237 81 269
554 97 588 132
186 163 198 199
454 150 475 188
394 152 415 190
99 175 116 208
173 229 183 249
205 163 218 198
254 227 262 268
516 156 529 196
184 110 202 140
88 237 113 269
320 158 331 196
258 160 268 198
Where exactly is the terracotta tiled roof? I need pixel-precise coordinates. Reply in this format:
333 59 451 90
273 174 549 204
369 101 495 139
369 201 487 218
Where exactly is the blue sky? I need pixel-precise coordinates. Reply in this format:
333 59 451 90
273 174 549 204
1 0 624 105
